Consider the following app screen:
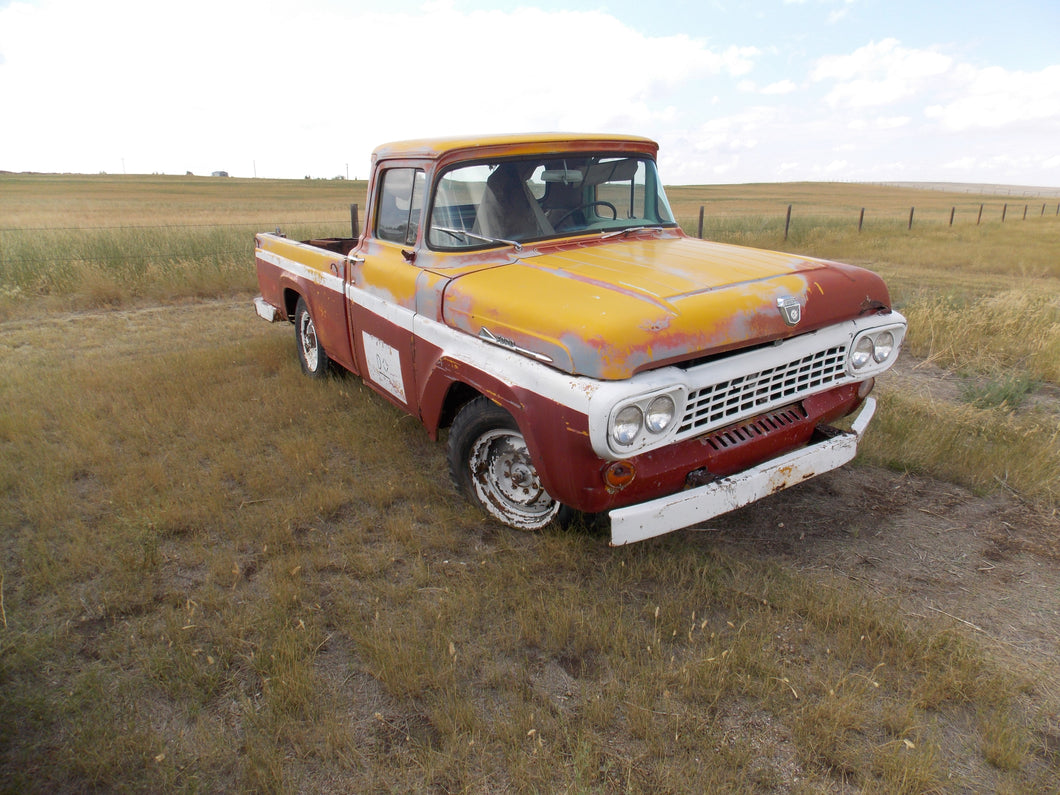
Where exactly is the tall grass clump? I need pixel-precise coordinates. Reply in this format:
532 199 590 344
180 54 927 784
0 223 343 309
0 172 364 313
901 290 1060 384
864 388 1060 507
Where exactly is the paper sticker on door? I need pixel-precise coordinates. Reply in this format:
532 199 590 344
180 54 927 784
363 332 406 403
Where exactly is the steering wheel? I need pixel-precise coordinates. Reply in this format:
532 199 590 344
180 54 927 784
553 201 618 229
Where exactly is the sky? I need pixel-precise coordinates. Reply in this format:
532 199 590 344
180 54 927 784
1 0 1058 185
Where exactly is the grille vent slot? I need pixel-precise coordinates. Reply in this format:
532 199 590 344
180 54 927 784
704 406 808 451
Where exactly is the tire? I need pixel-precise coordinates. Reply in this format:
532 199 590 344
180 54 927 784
448 397 571 531
294 297 330 378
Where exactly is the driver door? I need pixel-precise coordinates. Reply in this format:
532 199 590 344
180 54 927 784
347 166 426 410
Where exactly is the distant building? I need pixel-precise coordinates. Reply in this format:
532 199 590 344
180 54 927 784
211 170 229 177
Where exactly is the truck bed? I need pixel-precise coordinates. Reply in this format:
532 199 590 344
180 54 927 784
300 237 359 256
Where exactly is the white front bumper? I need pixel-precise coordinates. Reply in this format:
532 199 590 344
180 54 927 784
609 397 876 545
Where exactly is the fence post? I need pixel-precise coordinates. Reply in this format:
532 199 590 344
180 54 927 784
1023 204 1028 220
697 206 704 239
858 207 864 232
908 206 915 230
1002 203 1007 222
949 207 955 226
1042 203 1047 217
350 204 360 238
977 204 983 225
784 204 792 241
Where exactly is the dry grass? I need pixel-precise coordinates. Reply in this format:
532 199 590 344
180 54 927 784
0 172 368 228
2 174 1059 791
861 392 1060 506
0 173 366 316
899 290 1060 384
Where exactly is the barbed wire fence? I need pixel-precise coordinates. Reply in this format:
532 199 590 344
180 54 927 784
691 200 1060 240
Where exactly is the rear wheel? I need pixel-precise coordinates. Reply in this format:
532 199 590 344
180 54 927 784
294 297 330 378
448 397 570 531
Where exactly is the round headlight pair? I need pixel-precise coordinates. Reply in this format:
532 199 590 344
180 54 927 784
611 394 677 447
850 331 895 370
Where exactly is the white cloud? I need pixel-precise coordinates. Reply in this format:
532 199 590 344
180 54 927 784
0 0 760 177
925 64 1060 131
942 157 977 171
762 80 799 95
812 38 952 109
847 116 911 131
0 1 1057 186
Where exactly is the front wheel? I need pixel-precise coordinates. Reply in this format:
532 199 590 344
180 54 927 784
448 397 571 531
294 297 330 378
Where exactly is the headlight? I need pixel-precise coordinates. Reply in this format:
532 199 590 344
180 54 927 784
645 395 676 433
605 386 686 454
848 323 905 374
612 405 643 446
850 336 875 370
873 330 894 363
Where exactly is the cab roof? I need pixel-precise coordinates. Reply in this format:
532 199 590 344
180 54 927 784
371 133 659 163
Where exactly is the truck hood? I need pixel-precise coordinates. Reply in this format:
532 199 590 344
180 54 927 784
440 234 892 380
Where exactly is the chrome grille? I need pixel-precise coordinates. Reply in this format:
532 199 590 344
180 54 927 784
677 344 847 437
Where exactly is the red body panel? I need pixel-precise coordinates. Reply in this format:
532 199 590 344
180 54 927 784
512 384 864 514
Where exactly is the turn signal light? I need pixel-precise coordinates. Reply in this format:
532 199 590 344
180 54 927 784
604 461 636 491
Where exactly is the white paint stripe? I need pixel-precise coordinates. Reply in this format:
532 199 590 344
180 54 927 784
260 243 599 414
258 241 903 463
258 247 345 295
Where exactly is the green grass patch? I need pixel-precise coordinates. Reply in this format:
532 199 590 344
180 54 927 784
960 372 1042 410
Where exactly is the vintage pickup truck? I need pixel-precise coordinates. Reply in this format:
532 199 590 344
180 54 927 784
254 134 906 544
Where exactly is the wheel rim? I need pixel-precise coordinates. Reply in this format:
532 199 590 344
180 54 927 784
299 312 319 371
468 428 560 530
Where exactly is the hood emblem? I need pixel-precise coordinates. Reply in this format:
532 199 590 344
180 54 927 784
777 296 801 327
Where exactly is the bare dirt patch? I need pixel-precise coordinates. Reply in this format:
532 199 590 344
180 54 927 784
708 468 1060 690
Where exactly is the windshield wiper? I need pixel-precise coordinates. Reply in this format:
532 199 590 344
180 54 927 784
433 226 523 251
599 225 664 240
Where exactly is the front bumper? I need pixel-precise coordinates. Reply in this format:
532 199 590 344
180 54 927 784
608 397 876 545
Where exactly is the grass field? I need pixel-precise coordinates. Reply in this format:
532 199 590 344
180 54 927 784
1 173 1059 792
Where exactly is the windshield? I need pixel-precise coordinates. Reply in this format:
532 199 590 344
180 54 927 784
427 153 676 250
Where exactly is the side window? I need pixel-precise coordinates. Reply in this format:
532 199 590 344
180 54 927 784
376 168 425 245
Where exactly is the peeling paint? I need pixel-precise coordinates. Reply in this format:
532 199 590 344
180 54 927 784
254 134 905 543
436 237 885 379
